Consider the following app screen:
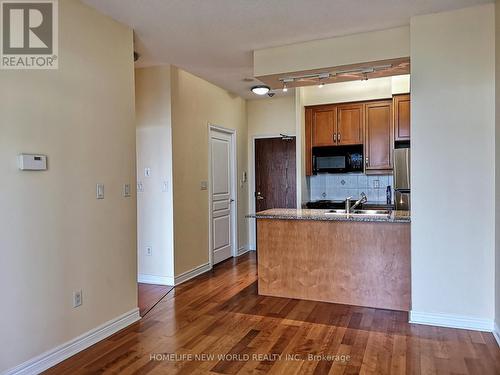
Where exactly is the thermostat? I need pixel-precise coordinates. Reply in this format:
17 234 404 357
18 154 47 171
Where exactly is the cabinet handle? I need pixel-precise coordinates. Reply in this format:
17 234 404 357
338 133 341 142
365 157 369 167
333 133 337 142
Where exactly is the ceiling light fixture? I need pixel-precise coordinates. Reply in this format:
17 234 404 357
282 83 288 92
251 85 270 95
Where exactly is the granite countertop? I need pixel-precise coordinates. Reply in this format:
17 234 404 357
247 208 411 223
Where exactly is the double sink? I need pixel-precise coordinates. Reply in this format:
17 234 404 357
324 209 391 217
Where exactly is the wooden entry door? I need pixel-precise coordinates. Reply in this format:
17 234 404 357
255 137 296 212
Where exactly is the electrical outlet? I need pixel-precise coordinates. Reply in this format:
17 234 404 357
373 179 380 189
200 181 208 190
73 290 83 308
146 246 152 256
137 182 144 192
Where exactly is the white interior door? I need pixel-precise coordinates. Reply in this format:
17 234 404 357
210 129 235 265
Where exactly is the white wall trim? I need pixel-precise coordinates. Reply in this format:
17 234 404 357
174 262 212 285
237 245 250 256
409 311 494 332
3 308 140 375
138 273 174 286
493 322 500 347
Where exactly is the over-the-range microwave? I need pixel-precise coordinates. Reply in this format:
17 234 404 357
312 145 363 174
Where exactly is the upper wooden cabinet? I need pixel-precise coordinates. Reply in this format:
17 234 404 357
308 103 363 147
393 94 410 141
311 105 336 146
337 103 363 145
364 100 393 173
305 97 407 176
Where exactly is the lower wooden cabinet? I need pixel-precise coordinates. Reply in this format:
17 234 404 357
364 100 393 173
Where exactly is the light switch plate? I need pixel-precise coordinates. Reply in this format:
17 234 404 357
96 184 104 199
123 184 131 197
144 168 151 177
73 290 83 308
137 182 144 192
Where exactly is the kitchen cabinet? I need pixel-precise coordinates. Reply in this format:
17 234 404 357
311 105 336 146
336 103 363 145
364 100 393 173
393 94 410 141
305 108 313 176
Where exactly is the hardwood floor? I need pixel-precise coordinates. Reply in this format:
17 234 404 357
45 252 499 374
138 283 174 317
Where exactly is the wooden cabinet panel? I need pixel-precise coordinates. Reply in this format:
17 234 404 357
312 106 336 146
365 101 393 172
337 103 363 145
394 94 410 141
305 108 313 176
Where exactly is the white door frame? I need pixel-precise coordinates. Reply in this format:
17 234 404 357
249 134 296 250
208 124 238 267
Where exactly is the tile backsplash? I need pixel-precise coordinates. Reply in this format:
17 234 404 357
308 173 394 202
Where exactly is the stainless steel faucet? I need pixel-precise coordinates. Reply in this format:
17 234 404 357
346 192 367 214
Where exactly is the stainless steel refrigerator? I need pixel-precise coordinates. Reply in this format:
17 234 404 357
393 148 410 210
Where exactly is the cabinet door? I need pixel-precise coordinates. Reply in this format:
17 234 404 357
365 101 393 172
337 103 363 145
394 94 410 141
312 106 336 146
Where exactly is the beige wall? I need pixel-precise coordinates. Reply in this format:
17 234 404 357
254 26 409 77
247 96 295 248
135 66 174 283
0 0 137 372
301 75 410 106
411 4 495 321
170 67 248 275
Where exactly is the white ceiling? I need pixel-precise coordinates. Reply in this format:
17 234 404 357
82 0 491 99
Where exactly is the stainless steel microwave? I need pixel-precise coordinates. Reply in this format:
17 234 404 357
312 146 363 174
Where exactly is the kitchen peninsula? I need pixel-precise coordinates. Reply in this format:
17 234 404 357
250 209 411 311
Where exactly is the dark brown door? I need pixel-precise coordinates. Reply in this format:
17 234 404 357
364 100 393 172
255 137 296 212
336 103 363 145
394 94 411 141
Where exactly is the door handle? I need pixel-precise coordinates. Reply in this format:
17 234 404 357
256 192 265 200
230 199 235 203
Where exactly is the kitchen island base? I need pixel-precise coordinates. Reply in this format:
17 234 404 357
257 218 410 311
